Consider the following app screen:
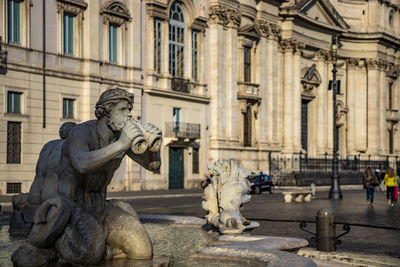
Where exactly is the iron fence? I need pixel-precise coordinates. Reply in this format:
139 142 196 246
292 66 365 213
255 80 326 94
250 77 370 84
272 153 393 186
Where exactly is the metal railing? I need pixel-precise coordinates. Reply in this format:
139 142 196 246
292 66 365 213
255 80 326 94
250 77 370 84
270 153 394 186
165 122 200 139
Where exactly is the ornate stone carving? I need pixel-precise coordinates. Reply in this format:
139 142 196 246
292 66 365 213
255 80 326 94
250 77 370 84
347 58 360 69
254 19 281 39
316 49 330 62
202 159 258 234
101 1 131 25
279 39 305 53
378 59 389 71
56 0 87 15
301 64 322 100
208 5 241 27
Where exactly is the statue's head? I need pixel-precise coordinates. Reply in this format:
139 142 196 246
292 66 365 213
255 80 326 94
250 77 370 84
59 122 77 139
95 88 134 132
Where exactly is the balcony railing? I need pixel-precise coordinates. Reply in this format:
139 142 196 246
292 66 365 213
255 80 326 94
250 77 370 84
171 77 190 93
237 81 260 100
165 122 200 139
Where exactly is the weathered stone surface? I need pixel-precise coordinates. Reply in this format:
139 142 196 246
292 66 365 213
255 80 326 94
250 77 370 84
11 242 56 267
202 159 257 234
217 235 309 250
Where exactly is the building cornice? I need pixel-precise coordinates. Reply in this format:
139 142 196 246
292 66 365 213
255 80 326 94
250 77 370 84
144 88 210 104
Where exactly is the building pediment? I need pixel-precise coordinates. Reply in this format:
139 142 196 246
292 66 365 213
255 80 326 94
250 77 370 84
282 0 349 32
238 24 261 41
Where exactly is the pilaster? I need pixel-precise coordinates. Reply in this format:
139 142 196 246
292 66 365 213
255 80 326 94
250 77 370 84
379 59 389 154
366 58 381 154
345 58 359 155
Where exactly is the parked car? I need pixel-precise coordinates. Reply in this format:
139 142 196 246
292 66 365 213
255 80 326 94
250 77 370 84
248 172 274 194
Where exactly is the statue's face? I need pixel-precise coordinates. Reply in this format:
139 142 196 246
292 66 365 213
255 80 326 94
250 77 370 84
106 100 132 132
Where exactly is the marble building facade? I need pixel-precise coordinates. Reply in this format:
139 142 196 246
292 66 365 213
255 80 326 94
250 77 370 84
0 0 399 194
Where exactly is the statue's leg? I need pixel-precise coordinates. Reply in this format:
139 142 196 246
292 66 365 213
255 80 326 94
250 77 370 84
103 200 153 260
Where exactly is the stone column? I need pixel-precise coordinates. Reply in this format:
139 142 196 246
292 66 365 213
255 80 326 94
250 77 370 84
280 39 294 153
225 12 240 144
255 36 268 147
345 58 358 155
276 41 284 147
379 60 389 154
315 50 329 154
292 41 304 151
366 58 381 155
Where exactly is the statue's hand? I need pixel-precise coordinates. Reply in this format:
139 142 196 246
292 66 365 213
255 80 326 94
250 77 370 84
119 121 143 151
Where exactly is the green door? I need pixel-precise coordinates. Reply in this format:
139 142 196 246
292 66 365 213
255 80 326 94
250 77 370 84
169 147 184 189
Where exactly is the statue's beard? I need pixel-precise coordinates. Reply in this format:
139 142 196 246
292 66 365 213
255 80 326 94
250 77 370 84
106 113 128 132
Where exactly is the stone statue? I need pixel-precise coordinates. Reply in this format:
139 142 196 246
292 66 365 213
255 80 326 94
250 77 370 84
11 88 162 266
9 122 76 235
202 159 257 234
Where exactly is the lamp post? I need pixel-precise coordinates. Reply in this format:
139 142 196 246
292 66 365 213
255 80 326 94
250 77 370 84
329 32 342 199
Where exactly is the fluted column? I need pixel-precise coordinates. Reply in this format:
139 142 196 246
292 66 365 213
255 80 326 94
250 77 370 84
276 41 284 147
345 58 359 155
366 58 381 155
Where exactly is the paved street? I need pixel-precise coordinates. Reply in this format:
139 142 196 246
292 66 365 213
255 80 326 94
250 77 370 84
1 188 400 259
120 188 400 259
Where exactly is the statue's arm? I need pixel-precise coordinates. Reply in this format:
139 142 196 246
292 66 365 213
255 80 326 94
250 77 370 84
67 123 140 174
126 149 161 171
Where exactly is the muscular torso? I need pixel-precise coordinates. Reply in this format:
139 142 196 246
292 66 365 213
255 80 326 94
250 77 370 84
58 120 123 221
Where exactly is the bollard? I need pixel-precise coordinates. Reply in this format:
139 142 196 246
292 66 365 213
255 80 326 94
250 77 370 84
316 208 336 252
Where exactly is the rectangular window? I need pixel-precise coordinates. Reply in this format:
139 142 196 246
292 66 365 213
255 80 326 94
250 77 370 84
109 24 118 63
244 46 251 82
7 0 20 44
63 13 74 55
173 107 181 130
192 147 199 174
7 121 21 164
154 19 162 73
192 31 199 81
388 82 393 110
7 91 22 114
63 98 75 119
7 182 21 194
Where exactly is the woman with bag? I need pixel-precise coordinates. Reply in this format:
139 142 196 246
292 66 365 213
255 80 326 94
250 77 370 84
363 166 379 207
384 167 396 207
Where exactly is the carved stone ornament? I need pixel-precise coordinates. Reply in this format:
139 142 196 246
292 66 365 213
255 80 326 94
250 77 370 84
316 49 330 62
101 1 132 26
254 19 281 39
301 63 322 100
208 5 241 27
336 100 347 125
345 58 359 69
56 0 87 16
279 38 305 53
387 64 400 78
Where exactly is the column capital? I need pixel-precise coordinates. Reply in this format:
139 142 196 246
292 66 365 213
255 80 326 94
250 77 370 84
279 38 304 54
315 49 330 62
365 58 380 70
208 5 241 28
347 58 360 70
254 19 281 40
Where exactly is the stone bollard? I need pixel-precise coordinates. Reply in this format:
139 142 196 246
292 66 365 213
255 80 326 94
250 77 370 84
316 208 336 252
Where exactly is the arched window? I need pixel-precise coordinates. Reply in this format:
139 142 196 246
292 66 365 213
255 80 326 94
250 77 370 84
169 2 185 78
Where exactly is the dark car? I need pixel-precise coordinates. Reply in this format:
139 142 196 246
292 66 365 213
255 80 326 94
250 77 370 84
249 173 274 194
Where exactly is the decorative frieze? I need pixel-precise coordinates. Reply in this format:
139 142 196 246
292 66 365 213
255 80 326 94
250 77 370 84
56 0 87 15
254 19 281 40
208 5 241 28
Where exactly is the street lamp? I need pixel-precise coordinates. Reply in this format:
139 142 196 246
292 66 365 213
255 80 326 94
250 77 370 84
329 32 342 199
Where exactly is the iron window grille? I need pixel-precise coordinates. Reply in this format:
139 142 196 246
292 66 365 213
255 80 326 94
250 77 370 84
7 182 21 194
7 121 21 164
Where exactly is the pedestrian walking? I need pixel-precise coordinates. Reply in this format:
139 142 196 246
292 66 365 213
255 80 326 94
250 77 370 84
384 167 396 207
394 174 399 203
363 166 379 207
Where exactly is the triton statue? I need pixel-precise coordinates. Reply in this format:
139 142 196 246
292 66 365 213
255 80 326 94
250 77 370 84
11 88 162 266
202 159 258 234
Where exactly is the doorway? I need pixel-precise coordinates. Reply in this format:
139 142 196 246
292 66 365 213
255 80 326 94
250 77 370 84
169 147 184 189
